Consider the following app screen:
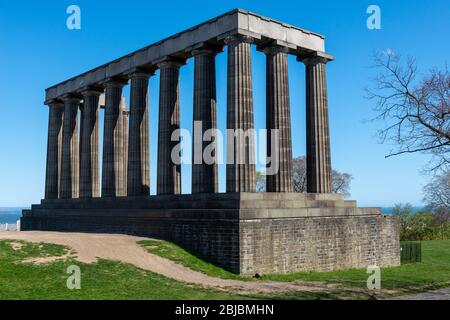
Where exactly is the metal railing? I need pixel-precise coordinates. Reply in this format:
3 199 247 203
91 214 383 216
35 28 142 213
0 221 20 232
400 241 422 263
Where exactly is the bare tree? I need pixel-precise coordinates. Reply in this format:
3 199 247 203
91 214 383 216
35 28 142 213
424 170 450 210
433 207 450 240
292 156 353 197
424 171 450 239
366 51 450 172
256 157 353 196
292 156 307 192
332 171 353 198
255 170 266 192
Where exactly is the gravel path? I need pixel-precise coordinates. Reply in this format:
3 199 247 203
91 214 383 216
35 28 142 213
0 231 337 295
390 288 450 300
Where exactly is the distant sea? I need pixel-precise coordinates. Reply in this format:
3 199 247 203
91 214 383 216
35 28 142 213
0 208 25 223
381 207 424 214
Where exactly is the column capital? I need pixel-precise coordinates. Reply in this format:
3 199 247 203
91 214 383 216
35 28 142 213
156 56 187 69
80 86 103 97
190 43 223 57
223 34 254 46
297 51 334 65
259 44 290 56
99 77 128 88
125 67 155 80
60 93 82 103
44 98 64 108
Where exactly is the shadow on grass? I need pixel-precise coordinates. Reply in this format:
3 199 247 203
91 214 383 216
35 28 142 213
138 238 450 297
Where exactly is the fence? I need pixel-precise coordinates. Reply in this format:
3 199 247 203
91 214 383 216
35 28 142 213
400 241 422 263
0 221 20 232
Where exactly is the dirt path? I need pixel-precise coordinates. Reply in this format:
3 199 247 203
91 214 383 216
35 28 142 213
390 288 450 300
0 231 339 295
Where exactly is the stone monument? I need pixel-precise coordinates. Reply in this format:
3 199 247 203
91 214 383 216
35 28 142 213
21 9 400 274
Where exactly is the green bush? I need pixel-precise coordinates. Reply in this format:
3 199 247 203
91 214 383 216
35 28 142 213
392 204 449 241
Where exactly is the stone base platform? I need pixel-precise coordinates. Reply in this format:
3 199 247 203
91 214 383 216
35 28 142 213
21 193 400 274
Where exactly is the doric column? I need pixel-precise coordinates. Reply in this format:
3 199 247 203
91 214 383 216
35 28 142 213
225 35 256 193
60 94 81 199
301 54 333 193
263 45 293 192
127 69 152 196
121 103 129 195
101 79 127 197
44 100 64 199
157 58 185 195
79 88 102 198
192 47 219 193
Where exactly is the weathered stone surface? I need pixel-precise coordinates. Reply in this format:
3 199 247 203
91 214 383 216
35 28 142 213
44 102 64 199
192 48 219 193
121 104 129 195
79 89 102 198
59 96 80 199
264 45 293 192
303 56 332 193
226 35 256 193
21 193 399 274
157 59 184 195
127 70 151 196
240 214 400 274
45 9 327 101
102 80 128 197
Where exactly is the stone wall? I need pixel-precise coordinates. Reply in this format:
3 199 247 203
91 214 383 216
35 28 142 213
21 193 400 274
240 215 399 274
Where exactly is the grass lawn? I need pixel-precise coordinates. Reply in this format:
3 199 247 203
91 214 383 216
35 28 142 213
1 239 448 299
139 240 252 281
140 239 450 295
0 240 247 300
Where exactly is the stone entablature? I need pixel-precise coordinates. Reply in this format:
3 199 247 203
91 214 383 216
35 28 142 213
45 9 329 102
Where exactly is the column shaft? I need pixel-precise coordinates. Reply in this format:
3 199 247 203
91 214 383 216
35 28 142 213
304 57 332 193
60 97 80 199
157 60 183 195
102 81 126 197
79 90 101 198
265 46 293 192
121 104 129 194
44 102 64 199
226 36 256 193
127 71 151 196
192 50 218 193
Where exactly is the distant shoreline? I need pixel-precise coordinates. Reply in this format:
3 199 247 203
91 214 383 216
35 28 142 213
0 208 28 212
0 208 25 223
381 207 424 214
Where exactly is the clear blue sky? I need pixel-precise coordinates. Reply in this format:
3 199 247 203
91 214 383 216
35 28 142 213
0 0 448 207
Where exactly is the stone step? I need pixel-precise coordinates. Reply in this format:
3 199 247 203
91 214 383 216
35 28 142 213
40 192 343 204
28 206 381 220
240 207 381 219
35 198 357 210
